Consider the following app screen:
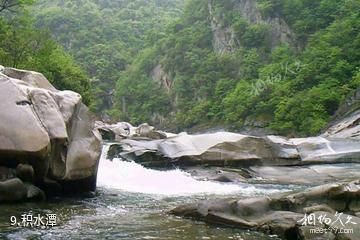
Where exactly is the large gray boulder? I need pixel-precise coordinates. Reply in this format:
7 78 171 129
0 66 101 200
0 74 50 159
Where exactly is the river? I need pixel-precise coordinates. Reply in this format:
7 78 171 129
0 145 304 240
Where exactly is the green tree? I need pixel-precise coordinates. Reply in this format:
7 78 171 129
0 2 94 106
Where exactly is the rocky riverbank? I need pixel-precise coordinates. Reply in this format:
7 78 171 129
1 65 358 239
170 180 360 240
97 86 360 168
96 87 360 240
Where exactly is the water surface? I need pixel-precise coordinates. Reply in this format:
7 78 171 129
0 146 301 240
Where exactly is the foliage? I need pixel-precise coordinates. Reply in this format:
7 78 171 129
111 0 360 136
0 0 33 13
6 0 358 136
0 2 93 105
33 0 184 112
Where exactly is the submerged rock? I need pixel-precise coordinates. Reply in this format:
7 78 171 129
0 167 16 181
0 177 46 202
0 66 101 202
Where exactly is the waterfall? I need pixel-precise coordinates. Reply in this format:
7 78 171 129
96 144 283 196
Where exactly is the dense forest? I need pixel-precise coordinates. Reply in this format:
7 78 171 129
0 0 93 105
112 0 360 136
1 0 359 137
33 0 184 112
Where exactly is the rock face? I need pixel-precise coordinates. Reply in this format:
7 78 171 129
150 64 173 92
170 180 360 240
95 121 171 141
0 66 101 202
323 88 360 139
208 1 238 54
208 0 296 54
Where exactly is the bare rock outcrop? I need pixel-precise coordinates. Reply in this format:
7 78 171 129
323 88 360 140
0 66 101 202
208 0 296 54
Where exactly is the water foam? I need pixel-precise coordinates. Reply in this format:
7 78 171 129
97 145 284 196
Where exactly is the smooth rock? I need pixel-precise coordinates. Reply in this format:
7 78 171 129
0 74 50 158
3 67 57 91
115 132 360 167
65 104 101 182
0 178 27 202
0 66 101 197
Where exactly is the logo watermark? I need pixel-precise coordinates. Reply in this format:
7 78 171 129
298 212 357 235
251 60 306 96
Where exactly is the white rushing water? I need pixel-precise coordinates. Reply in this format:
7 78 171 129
97 145 283 196
97 158 243 195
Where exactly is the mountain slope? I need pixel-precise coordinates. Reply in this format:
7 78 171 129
113 0 360 136
33 0 184 112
